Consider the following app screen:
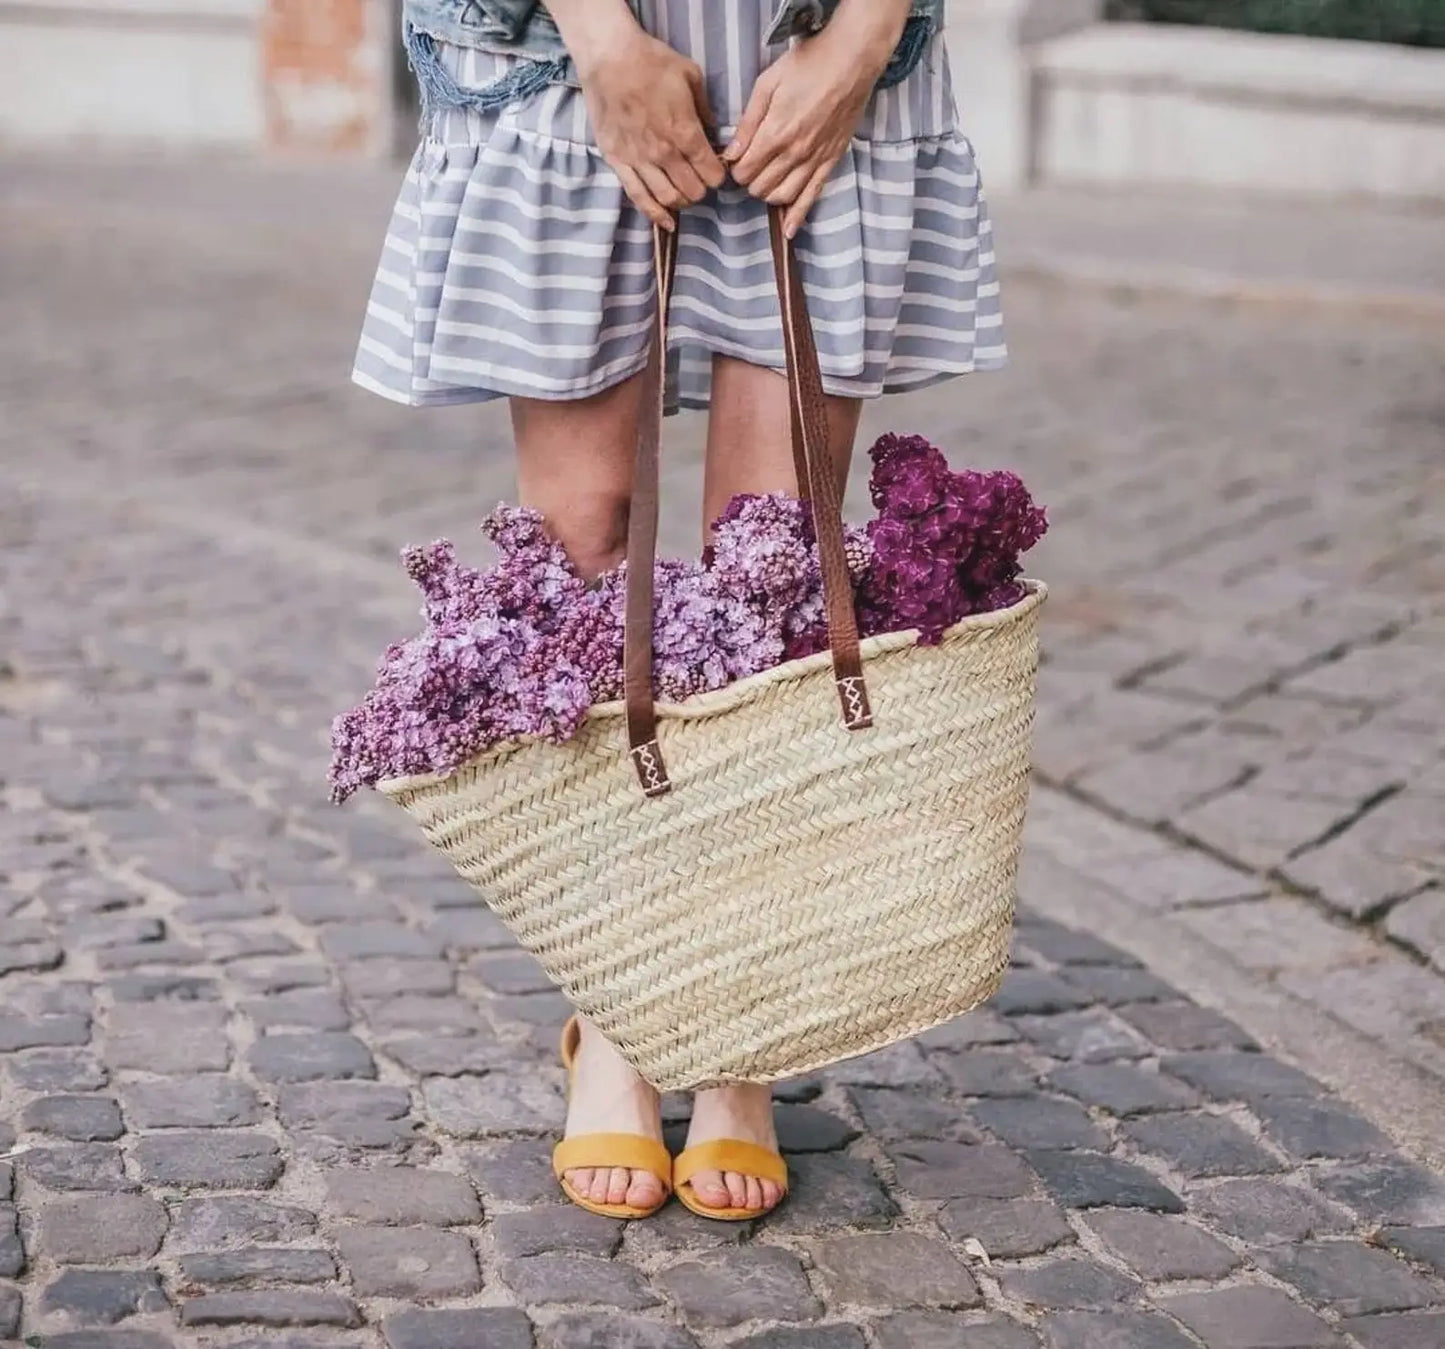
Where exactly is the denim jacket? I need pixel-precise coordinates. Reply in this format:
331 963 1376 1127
404 0 946 115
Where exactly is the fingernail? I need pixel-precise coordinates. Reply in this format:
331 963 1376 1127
785 221 798 239
721 143 740 162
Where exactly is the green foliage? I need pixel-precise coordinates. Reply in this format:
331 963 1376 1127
1104 1 1445 46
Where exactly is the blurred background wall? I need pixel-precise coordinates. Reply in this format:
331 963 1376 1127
0 0 1442 200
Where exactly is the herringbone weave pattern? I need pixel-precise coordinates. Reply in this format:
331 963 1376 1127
380 585 1044 1090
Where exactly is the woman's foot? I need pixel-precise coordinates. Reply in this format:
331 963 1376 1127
683 1083 784 1214
561 1017 667 1211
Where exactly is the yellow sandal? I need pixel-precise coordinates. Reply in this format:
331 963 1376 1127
672 1139 789 1222
551 1017 671 1220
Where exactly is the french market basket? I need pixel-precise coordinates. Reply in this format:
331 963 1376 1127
377 214 1045 1092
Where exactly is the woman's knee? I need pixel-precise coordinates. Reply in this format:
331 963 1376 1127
510 379 643 579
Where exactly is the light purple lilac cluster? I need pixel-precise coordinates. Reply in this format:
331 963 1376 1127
329 435 1045 800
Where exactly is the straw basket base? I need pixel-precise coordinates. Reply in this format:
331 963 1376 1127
380 584 1044 1092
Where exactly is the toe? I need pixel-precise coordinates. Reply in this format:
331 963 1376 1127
744 1175 764 1211
723 1170 749 1209
567 1167 595 1198
627 1168 665 1210
689 1168 731 1207
761 1178 783 1209
605 1166 631 1204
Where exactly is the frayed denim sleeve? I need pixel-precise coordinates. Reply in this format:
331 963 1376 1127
406 0 540 43
765 0 944 90
405 22 570 116
877 11 936 90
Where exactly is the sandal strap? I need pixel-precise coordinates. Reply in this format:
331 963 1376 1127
673 1139 788 1191
552 1133 671 1188
558 1015 581 1071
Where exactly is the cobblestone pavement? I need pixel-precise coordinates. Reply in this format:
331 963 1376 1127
1 155 1444 1347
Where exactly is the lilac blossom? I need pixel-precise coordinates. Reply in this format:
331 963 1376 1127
329 439 1046 800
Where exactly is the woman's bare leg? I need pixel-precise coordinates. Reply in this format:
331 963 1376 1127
512 375 666 1212
702 352 860 532
687 354 862 1213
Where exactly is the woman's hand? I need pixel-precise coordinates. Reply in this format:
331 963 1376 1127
725 0 913 237
548 0 725 230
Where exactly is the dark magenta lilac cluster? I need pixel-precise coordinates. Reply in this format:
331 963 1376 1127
328 435 1046 800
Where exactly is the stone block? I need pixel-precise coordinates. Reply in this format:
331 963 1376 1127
36 1195 168 1261
938 1197 1075 1258
888 1141 1038 1201
810 1232 980 1308
1085 1210 1240 1280
1026 1151 1183 1213
656 1247 820 1328
384 1308 536 1349
1123 1112 1283 1178
997 1257 1141 1310
1160 1286 1342 1349
324 1166 482 1225
336 1225 481 1298
169 1197 318 1249
133 1131 283 1189
1047 1063 1201 1116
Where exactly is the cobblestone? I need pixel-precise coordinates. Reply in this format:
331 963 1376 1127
997 1257 1142 1312
1025 1151 1184 1213
21 1144 137 1193
1123 1111 1285 1178
36 1195 169 1262
1260 1241 1443 1317
492 1207 623 1258
249 1032 376 1083
888 1141 1038 1200
2 153 1444 1346
877 1313 1039 1348
177 1248 338 1286
169 1197 319 1249
22 1093 124 1141
810 1232 980 1308
324 1167 483 1225
384 1307 536 1349
1084 1210 1241 1281
335 1225 482 1298
938 1197 1075 1258
503 1253 658 1309
1038 1310 1195 1349
1380 1226 1445 1277
1252 1096 1394 1162
1159 1286 1341 1349
132 1131 284 1189
122 1075 263 1128
1045 1063 1200 1116
41 1269 169 1324
178 1290 362 1328
657 1247 819 1327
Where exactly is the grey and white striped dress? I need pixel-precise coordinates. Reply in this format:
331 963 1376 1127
353 1 1005 412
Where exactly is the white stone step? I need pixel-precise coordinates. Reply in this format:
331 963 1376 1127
1032 23 1445 203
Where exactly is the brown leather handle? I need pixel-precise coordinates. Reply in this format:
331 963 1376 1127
624 208 872 796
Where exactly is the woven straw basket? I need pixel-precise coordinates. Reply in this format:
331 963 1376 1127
376 215 1045 1091
379 587 1043 1090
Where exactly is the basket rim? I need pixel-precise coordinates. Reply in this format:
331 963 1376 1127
376 579 1046 796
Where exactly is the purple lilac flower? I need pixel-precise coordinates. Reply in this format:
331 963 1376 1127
329 447 1046 800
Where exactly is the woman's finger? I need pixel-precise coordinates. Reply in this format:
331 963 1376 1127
763 159 817 208
680 122 727 190
745 143 809 202
783 161 835 238
637 162 689 213
615 163 673 230
661 150 710 205
724 73 776 172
